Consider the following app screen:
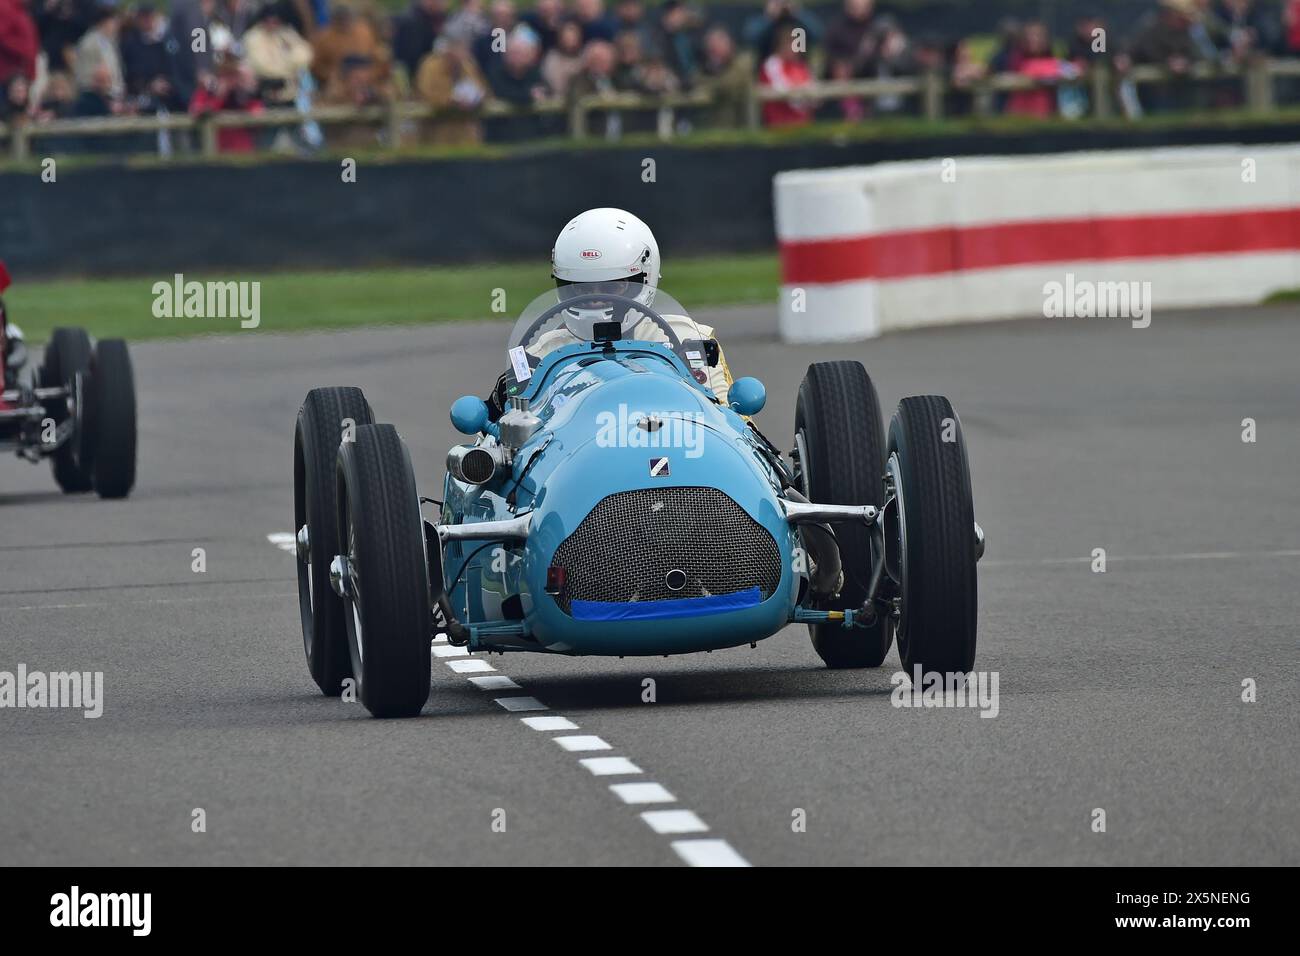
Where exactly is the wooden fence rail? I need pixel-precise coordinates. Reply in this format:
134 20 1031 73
3 59 1299 162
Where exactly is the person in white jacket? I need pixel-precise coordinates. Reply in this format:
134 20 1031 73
73 7 126 102
242 2 313 105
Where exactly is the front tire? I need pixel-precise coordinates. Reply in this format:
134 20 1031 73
888 395 977 674
89 339 137 499
294 386 374 696
795 360 892 668
336 424 431 718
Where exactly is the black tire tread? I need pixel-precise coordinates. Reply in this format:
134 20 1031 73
889 395 977 674
91 339 137 498
338 423 431 718
795 360 891 668
295 386 374 696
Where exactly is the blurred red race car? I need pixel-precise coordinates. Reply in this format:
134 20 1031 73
0 260 138 498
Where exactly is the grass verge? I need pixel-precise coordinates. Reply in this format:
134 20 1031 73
1263 288 1300 304
5 253 779 344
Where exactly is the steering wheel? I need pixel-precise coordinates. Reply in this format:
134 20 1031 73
514 292 683 356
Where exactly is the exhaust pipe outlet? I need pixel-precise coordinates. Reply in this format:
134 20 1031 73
447 444 506 485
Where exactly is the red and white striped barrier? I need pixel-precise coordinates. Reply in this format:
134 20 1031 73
775 146 1300 341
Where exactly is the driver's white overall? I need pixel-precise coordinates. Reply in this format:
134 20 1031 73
530 314 735 404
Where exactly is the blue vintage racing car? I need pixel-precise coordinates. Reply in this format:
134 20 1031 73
292 283 985 717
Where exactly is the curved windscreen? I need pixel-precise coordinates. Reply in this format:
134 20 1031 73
507 283 706 361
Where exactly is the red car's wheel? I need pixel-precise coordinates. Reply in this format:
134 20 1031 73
43 327 94 493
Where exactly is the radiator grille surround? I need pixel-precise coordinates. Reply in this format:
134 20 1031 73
550 486 782 614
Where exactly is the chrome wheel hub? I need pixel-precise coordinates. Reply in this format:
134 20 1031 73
329 554 351 598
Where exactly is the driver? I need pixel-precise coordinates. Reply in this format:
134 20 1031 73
488 208 735 418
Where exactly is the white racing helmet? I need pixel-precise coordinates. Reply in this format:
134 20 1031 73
551 208 661 308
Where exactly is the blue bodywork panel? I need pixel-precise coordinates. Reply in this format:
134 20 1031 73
441 338 802 656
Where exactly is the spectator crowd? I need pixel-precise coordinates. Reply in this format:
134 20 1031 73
2 0 1300 152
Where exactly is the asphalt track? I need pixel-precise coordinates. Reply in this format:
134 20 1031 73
2 303 1297 866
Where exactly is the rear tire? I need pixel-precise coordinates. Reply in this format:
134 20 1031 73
336 424 431 719
795 360 892 668
888 395 977 675
89 339 137 499
43 327 94 493
294 386 374 696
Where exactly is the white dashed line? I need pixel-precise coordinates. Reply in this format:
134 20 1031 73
553 735 612 752
432 644 470 658
467 675 520 691
579 756 642 776
610 782 675 805
266 533 296 553
446 658 494 674
521 716 579 731
983 548 1300 568
262 530 750 867
493 696 548 713
641 810 709 835
4 591 297 612
671 839 752 867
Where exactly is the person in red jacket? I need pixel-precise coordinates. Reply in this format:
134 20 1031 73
0 0 39 84
1286 0 1300 54
189 62 266 152
1006 20 1068 118
188 30 266 154
759 20 814 127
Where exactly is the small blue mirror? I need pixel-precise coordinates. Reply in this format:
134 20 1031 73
728 377 766 416
450 395 491 435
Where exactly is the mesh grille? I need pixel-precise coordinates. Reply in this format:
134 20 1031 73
461 448 496 483
550 487 782 613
